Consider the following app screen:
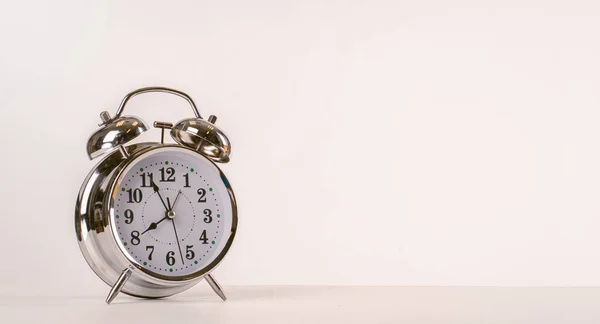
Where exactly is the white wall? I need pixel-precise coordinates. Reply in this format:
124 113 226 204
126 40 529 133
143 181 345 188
1 0 600 296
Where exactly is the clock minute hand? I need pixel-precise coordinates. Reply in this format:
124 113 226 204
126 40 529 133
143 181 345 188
151 180 169 212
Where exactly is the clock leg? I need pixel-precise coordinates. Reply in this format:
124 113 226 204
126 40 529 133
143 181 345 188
105 268 132 304
205 273 227 301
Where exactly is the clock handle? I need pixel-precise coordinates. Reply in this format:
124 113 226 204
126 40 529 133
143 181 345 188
113 86 202 119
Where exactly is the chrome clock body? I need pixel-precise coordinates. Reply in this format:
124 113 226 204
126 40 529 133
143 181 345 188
75 87 237 303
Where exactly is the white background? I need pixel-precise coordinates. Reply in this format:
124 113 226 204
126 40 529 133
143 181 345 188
1 0 600 297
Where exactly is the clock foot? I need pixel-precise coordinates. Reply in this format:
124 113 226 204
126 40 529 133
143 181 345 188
106 268 132 304
205 273 227 301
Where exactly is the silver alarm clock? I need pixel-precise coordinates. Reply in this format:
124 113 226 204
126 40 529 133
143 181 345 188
75 87 238 304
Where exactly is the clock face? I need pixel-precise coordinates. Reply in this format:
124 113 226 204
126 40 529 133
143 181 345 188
110 147 235 278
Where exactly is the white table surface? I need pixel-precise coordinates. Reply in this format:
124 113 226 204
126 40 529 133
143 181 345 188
2 286 600 323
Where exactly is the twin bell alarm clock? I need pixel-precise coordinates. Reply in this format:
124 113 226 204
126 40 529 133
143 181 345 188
75 87 238 304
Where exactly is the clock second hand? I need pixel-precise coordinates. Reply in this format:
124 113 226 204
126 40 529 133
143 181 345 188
167 197 185 265
170 190 182 211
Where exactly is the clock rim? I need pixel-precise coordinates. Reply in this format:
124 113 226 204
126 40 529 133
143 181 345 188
106 145 238 282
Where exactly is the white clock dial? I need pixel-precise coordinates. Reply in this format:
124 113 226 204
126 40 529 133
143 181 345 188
111 148 233 277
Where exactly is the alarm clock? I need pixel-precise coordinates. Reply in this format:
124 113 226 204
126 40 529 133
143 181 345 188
75 87 238 304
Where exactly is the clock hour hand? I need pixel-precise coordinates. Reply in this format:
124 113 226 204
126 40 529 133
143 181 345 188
141 194 178 235
151 180 169 211
140 216 168 235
